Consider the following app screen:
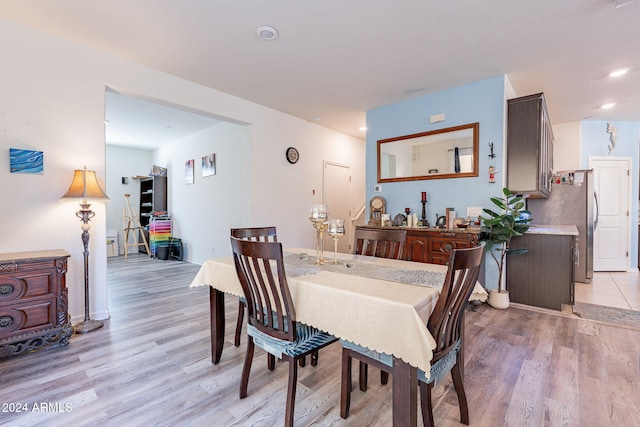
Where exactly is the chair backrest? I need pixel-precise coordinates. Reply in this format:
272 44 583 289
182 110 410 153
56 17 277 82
230 236 296 342
231 226 278 242
427 243 484 362
353 228 407 260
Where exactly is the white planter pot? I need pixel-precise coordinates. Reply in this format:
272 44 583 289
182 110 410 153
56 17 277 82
488 290 510 309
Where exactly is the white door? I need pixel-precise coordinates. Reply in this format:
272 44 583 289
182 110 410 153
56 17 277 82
589 157 630 271
323 161 351 253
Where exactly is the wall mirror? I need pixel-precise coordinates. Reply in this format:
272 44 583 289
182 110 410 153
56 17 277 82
377 122 479 182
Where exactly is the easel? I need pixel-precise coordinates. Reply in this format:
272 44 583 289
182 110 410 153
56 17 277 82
123 194 151 258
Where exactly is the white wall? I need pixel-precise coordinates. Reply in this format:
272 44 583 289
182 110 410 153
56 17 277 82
0 17 364 323
552 121 581 171
152 122 253 264
105 145 153 253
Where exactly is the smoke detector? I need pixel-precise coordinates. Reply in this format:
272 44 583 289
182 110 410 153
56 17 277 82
257 25 279 41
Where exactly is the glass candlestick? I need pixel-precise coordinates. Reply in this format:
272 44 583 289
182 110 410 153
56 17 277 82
327 219 345 264
309 204 328 264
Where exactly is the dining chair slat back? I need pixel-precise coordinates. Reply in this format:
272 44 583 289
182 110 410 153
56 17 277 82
230 227 277 347
353 228 407 260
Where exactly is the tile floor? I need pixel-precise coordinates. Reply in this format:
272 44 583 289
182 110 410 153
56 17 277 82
575 270 640 311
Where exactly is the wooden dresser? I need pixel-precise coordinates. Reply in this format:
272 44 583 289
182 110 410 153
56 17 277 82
0 250 73 358
355 225 480 265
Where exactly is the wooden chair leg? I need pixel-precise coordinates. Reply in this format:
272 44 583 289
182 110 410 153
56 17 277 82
380 371 389 385
311 349 319 366
340 348 352 419
358 361 368 392
267 353 276 371
419 381 435 427
234 299 245 347
285 358 298 427
299 356 306 367
240 337 255 399
451 362 470 425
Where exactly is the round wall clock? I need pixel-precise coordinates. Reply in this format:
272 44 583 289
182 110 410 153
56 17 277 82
285 147 299 164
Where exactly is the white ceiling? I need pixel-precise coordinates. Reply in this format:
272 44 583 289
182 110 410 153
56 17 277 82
1 0 639 146
104 90 221 150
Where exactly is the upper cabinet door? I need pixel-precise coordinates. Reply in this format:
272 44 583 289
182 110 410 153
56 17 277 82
506 93 553 198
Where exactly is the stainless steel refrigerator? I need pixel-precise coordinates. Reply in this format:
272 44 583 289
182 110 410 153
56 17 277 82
527 169 597 283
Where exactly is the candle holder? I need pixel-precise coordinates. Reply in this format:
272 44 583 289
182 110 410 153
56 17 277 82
327 219 345 264
420 200 430 227
309 204 328 264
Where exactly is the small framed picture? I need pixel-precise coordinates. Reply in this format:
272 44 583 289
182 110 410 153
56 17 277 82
185 159 194 184
202 153 216 177
10 148 44 174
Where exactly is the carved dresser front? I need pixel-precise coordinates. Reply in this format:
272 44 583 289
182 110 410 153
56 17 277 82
0 250 72 358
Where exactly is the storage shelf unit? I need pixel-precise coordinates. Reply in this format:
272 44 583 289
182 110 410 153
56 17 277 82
149 215 172 258
138 176 167 253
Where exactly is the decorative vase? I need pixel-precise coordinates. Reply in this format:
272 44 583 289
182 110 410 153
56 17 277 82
488 290 510 309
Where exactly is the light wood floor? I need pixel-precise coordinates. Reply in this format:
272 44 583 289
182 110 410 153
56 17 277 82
2 254 640 426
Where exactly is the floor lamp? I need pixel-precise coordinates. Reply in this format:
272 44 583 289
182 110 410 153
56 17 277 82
61 167 110 333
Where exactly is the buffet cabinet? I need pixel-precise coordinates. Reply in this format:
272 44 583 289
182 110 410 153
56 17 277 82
507 92 553 199
0 250 73 358
355 225 480 265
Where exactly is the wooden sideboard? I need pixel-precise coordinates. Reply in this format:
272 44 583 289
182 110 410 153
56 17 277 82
0 250 73 358
355 225 480 265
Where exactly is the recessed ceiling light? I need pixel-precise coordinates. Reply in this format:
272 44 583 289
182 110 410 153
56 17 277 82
359 126 367 131
257 25 279 41
601 103 616 109
609 68 629 78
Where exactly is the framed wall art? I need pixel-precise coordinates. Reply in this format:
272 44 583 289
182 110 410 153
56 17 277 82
202 153 216 177
185 159 194 184
10 148 44 174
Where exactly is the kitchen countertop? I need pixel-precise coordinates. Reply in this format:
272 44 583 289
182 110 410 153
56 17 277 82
526 224 579 236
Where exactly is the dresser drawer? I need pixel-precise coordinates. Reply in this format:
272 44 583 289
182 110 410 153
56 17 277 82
0 271 56 302
0 297 57 339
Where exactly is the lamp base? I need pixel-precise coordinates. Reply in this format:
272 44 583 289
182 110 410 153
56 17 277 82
73 319 104 334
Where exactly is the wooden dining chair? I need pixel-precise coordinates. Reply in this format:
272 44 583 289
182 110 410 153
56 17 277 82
340 243 484 427
230 227 278 349
353 228 407 260
352 227 407 388
231 227 279 371
230 237 338 427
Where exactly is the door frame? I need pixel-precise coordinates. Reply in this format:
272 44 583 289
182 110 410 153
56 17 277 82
323 160 352 253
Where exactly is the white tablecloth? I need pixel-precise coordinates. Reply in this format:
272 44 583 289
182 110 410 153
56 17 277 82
190 248 487 374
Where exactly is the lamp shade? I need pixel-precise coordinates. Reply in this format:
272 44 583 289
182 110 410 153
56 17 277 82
61 167 110 203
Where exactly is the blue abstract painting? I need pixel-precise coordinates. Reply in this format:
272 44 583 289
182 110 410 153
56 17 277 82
10 148 44 174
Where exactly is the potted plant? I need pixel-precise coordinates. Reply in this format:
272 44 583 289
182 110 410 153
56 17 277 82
480 187 531 309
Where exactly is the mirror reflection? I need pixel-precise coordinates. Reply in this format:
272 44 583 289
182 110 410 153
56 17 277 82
377 122 479 182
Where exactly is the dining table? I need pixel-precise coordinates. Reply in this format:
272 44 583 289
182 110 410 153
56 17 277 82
189 248 487 426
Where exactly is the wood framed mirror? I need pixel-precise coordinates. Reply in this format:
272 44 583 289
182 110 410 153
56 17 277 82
377 122 479 182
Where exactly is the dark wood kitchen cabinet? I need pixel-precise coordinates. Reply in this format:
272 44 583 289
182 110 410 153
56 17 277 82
507 93 554 198
0 250 73 358
506 231 576 311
